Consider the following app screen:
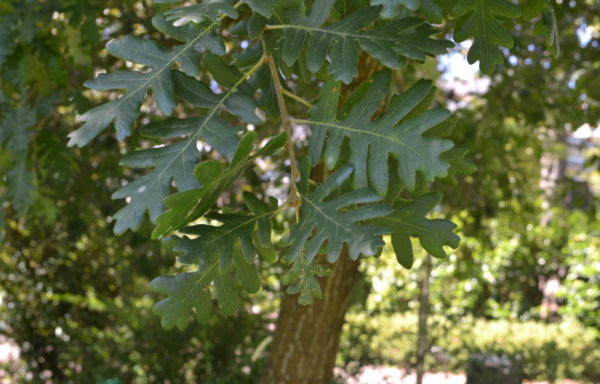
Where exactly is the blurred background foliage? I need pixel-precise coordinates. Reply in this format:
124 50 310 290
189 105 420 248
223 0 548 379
340 313 600 382
0 0 598 383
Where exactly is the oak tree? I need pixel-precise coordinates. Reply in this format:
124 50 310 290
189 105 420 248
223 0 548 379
62 1 559 382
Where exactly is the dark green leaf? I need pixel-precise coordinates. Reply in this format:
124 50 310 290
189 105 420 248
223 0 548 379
452 0 522 73
152 15 225 54
245 0 276 17
174 192 279 267
522 0 544 20
151 268 217 330
372 0 420 17
439 146 477 185
234 247 261 294
111 112 241 235
284 164 391 264
0 15 15 67
276 6 451 83
152 193 279 328
68 34 211 147
6 161 34 216
214 275 239 315
0 104 36 215
379 193 459 268
419 0 443 23
308 71 454 194
109 53 265 235
540 0 560 58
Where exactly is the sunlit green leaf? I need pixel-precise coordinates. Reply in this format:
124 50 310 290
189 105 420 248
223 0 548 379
164 0 238 26
152 132 286 239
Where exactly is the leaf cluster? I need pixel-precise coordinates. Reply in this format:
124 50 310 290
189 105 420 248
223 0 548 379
66 0 557 330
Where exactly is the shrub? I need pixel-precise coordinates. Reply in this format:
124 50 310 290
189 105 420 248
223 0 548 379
339 313 600 382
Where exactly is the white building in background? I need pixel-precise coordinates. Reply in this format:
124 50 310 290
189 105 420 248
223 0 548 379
567 123 600 198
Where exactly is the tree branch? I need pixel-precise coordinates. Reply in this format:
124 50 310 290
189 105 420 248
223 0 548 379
265 54 301 210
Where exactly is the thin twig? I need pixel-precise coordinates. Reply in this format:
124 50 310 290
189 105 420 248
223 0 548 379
265 54 301 213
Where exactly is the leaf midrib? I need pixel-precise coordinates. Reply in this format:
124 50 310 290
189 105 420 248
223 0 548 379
121 58 264 214
205 208 276 246
478 0 490 68
293 118 427 162
267 24 400 42
179 261 218 304
301 195 355 237
101 21 218 126
176 208 277 304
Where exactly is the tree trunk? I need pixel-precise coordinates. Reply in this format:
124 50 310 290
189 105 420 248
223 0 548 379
261 250 360 384
416 254 432 384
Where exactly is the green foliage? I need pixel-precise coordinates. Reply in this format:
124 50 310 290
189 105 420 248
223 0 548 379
152 131 286 239
0 15 14 67
433 0 600 329
65 0 493 329
371 0 444 22
82 57 264 234
69 36 196 146
0 0 562 332
151 192 279 329
281 164 391 302
0 3 280 381
523 0 560 57
1 104 36 215
164 0 239 24
281 254 330 305
307 71 453 193
285 164 391 263
452 0 522 73
362 207 600 326
380 193 459 268
276 5 452 83
556 211 600 331
0 133 271 383
341 313 600 382
372 0 420 14
0 0 133 223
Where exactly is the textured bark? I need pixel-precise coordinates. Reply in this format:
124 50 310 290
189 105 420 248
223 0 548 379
261 55 376 384
261 251 360 384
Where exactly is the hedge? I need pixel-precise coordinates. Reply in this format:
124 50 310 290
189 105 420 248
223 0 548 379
339 313 600 383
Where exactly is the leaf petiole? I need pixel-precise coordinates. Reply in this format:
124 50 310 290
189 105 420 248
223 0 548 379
282 88 312 108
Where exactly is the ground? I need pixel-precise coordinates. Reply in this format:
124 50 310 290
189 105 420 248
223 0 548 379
336 366 583 384
0 339 584 384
